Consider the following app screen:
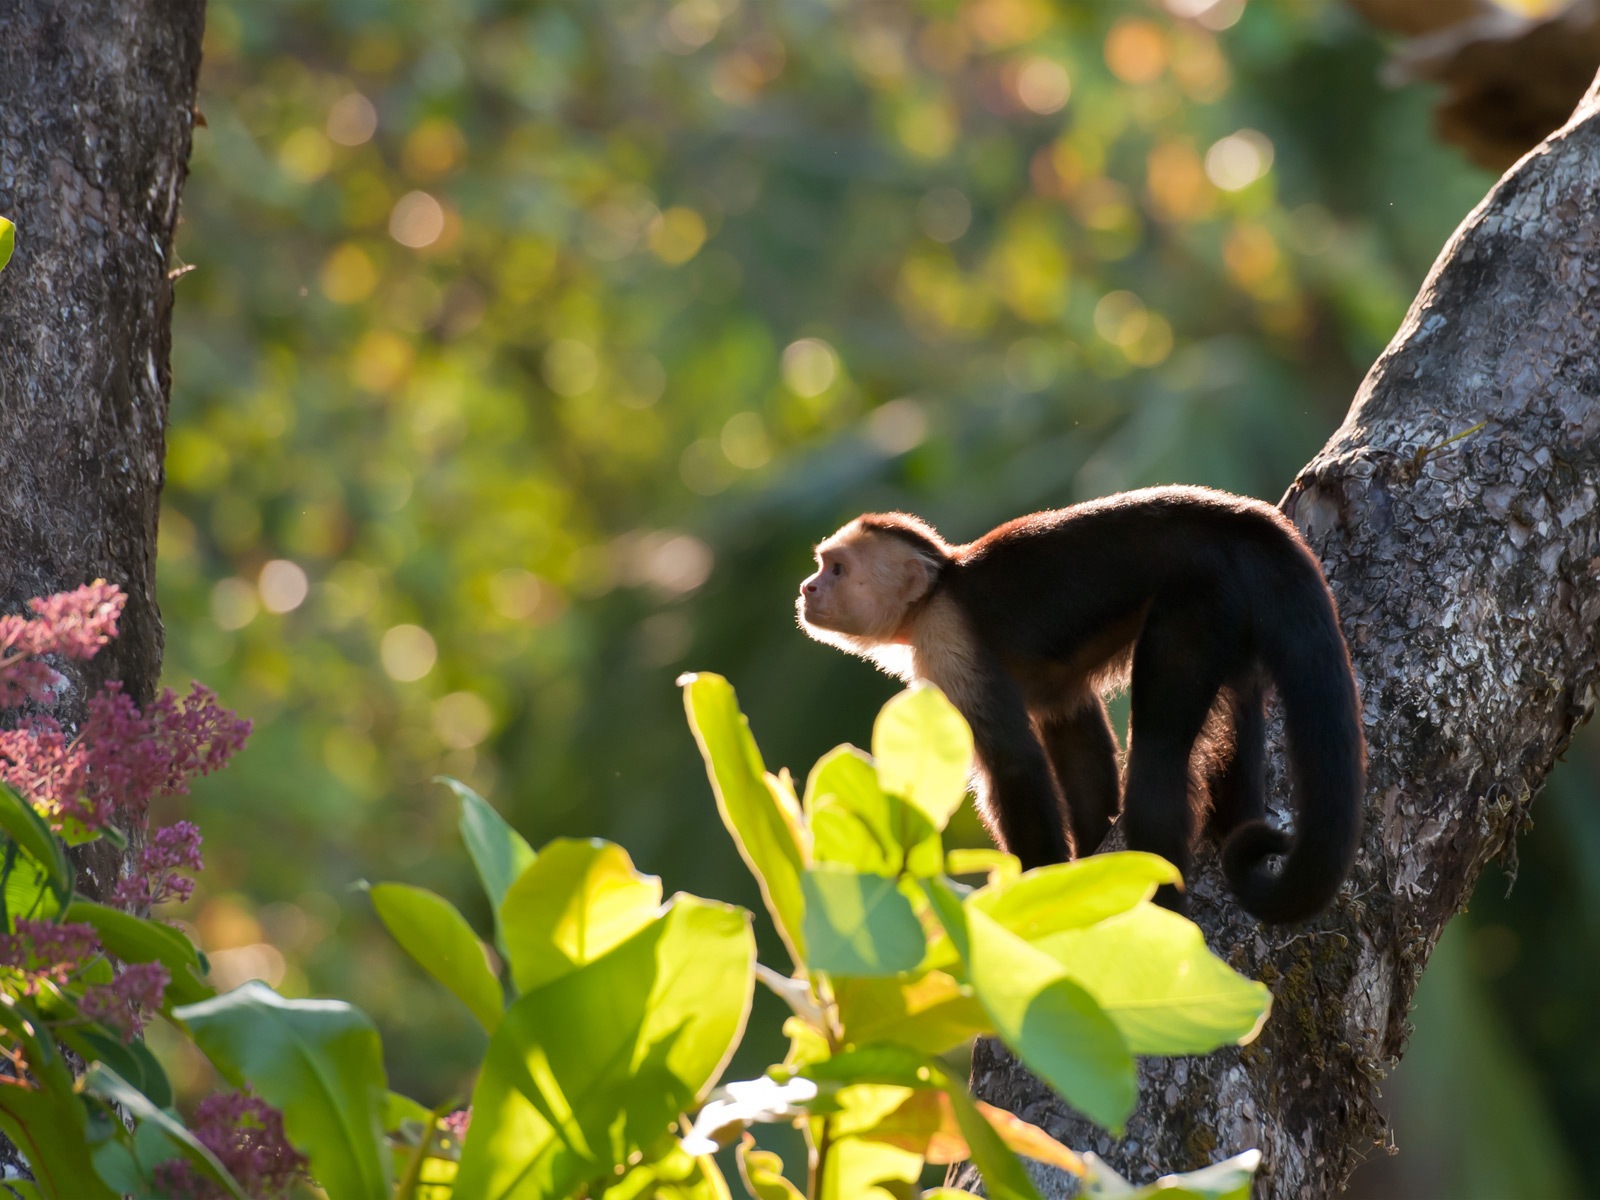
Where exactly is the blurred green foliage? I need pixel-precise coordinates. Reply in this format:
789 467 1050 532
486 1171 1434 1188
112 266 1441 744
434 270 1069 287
153 0 1588 1181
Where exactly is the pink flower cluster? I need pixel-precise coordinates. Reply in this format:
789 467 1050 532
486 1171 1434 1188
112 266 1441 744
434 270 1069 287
0 680 251 831
0 919 100 995
112 820 205 910
0 581 123 707
153 1091 307 1200
79 961 170 1040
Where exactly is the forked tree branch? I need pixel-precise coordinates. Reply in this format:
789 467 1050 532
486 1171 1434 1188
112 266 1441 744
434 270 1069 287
953 67 1600 1200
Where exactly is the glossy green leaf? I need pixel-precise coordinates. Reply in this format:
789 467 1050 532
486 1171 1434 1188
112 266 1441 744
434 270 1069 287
805 747 941 877
923 878 1135 1132
1084 1149 1261 1199
2 853 63 927
871 685 972 831
0 1080 116 1200
444 778 537 948
58 1027 172 1110
176 981 391 1200
0 216 12 273
945 848 1020 884
0 782 70 898
371 882 503 1030
681 672 807 965
1030 905 1271 1055
83 1064 247 1200
498 837 662 993
833 970 992 1055
818 1133 924 1200
454 896 754 1200
63 900 211 1006
940 1085 1046 1200
738 1140 805 1200
801 865 926 977
968 853 1181 939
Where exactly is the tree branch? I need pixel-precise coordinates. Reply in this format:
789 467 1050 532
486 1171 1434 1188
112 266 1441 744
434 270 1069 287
954 66 1600 1200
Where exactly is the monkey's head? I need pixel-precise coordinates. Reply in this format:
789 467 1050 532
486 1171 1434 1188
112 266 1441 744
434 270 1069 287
797 514 948 650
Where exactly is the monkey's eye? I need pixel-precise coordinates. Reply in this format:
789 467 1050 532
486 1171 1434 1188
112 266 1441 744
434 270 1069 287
830 562 843 576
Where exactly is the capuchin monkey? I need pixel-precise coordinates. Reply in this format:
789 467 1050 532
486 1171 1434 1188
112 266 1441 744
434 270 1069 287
797 485 1363 924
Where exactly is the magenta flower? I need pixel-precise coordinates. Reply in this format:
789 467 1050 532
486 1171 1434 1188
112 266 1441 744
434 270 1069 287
79 961 169 1041
0 581 124 706
152 1091 307 1199
0 920 101 994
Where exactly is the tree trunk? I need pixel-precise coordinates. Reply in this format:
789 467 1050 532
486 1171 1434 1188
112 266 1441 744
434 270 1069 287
0 0 203 831
952 69 1600 1200
0 3 204 1173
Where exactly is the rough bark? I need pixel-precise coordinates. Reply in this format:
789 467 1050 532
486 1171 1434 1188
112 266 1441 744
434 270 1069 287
952 70 1600 1200
0 6 203 778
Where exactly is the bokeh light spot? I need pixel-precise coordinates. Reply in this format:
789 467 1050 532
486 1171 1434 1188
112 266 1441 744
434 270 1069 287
720 411 772 469
319 243 379 305
865 398 930 454
1205 130 1274 191
781 338 840 397
278 127 333 182
211 577 259 631
648 207 708 264
1015 57 1071 114
433 691 493 749
916 187 973 243
543 339 600 396
381 624 438 682
259 560 309 614
326 93 378 146
1104 19 1169 84
389 191 446 248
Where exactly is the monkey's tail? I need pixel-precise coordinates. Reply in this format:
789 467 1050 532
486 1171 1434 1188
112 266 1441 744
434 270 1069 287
1221 552 1364 924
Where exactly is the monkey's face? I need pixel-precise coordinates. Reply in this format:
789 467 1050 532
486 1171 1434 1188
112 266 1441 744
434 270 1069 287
797 526 932 643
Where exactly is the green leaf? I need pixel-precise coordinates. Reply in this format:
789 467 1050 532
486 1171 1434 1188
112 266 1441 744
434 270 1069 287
175 981 391 1200
944 848 1020 884
90 1140 142 1195
454 896 754 1200
681 672 808 966
801 866 925 977
818 1134 923 1200
498 838 662 993
0 1080 117 1199
443 777 536 950
968 853 1181 939
805 748 941 877
0 782 71 898
940 1085 1045 1200
0 216 13 273
1030 905 1271 1055
923 879 1135 1132
1084 1149 1261 1199
737 1140 805 1200
58 1027 172 1110
63 900 211 1006
83 1064 248 1200
371 882 504 1031
871 685 973 831
2 853 63 927
833 971 992 1056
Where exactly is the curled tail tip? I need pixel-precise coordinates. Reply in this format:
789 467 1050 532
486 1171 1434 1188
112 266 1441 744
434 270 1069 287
1222 820 1339 925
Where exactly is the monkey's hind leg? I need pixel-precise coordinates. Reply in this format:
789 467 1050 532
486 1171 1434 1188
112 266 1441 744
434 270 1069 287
1038 696 1121 857
1122 592 1239 911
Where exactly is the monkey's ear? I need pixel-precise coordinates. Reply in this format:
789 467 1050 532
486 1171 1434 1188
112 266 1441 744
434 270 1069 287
900 554 937 605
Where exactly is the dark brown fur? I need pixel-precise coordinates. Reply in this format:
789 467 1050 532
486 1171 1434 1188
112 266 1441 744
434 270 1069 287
798 485 1364 924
